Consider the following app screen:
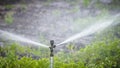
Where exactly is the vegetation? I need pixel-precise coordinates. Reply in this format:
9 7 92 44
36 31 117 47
4 11 14 24
0 26 120 68
0 0 120 68
0 0 27 24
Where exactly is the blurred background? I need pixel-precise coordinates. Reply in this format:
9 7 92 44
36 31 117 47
0 0 120 68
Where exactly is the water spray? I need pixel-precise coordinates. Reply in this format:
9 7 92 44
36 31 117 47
0 30 49 48
0 14 120 68
49 40 56 68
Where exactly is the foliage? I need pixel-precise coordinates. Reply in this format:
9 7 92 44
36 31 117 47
83 0 91 7
0 36 120 68
0 24 120 68
4 5 15 10
4 11 14 24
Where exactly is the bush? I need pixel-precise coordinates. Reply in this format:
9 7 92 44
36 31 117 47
0 37 120 68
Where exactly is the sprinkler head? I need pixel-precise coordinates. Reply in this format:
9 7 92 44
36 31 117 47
50 40 56 48
49 40 56 57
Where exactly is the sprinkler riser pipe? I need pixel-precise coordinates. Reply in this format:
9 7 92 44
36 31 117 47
50 57 53 68
49 40 56 68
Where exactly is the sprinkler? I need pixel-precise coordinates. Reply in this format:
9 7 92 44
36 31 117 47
49 40 56 68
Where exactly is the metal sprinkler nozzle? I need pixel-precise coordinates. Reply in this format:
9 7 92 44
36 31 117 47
49 40 56 57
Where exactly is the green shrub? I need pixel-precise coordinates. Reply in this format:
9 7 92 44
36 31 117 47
0 36 120 68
